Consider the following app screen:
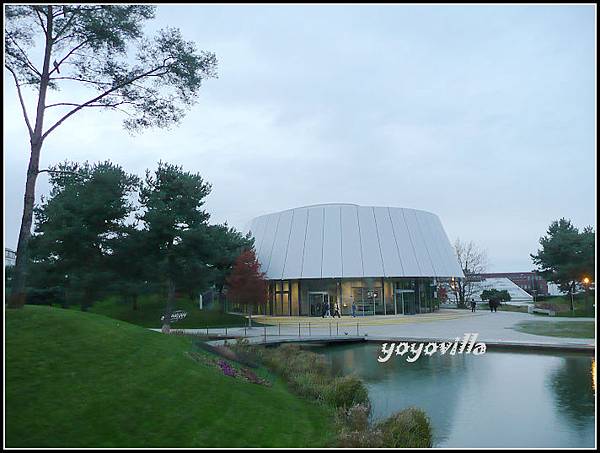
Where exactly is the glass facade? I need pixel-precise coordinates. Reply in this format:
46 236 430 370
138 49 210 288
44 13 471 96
231 277 441 316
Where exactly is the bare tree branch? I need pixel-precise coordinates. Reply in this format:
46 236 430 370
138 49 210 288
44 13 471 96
33 7 47 35
45 100 136 109
5 65 34 138
6 33 42 77
38 168 84 177
450 238 488 305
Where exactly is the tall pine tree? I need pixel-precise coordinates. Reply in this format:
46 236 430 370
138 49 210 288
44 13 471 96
138 162 212 332
29 160 138 310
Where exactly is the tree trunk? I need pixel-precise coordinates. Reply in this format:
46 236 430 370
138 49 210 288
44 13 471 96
585 287 590 314
218 287 224 313
570 281 575 312
457 280 467 308
8 142 43 309
81 287 93 312
162 279 176 334
8 7 54 309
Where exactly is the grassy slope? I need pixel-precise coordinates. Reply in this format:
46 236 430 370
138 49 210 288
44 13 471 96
86 295 264 328
512 320 596 339
5 306 332 447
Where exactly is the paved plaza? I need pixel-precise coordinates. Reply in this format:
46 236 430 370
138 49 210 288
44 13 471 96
159 309 595 350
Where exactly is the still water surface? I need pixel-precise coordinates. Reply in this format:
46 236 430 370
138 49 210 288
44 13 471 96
320 343 595 448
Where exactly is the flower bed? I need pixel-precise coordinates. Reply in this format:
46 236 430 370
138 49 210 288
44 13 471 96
186 350 271 387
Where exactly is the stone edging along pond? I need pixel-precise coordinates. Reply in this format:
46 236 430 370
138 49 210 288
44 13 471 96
206 335 595 353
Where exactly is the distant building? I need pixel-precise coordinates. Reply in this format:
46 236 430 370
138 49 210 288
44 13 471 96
468 277 533 304
441 276 534 305
547 282 565 296
5 248 16 267
472 271 549 297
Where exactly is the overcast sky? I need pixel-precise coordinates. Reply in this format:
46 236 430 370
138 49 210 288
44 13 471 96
3 4 596 272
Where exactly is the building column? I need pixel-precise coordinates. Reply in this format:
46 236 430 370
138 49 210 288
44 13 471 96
394 280 397 315
383 277 387 315
298 279 302 316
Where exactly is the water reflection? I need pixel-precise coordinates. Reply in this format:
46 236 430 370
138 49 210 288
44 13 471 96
547 355 596 430
592 359 596 394
320 343 595 448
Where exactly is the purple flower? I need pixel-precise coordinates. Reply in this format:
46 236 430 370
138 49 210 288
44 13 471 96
218 360 237 377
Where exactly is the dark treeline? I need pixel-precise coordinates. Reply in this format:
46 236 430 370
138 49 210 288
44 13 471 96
12 160 253 331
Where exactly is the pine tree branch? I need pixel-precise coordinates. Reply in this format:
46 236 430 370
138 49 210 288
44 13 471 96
48 39 90 76
49 76 113 87
52 5 82 40
42 61 174 140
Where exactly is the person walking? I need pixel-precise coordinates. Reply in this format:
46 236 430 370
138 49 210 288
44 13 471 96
325 299 331 318
333 303 341 318
489 299 494 312
470 298 476 313
351 300 357 318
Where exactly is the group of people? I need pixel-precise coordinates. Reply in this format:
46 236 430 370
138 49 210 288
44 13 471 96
321 300 342 318
488 299 501 312
470 298 501 312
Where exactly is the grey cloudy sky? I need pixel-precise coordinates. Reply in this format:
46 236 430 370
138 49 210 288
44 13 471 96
4 4 596 272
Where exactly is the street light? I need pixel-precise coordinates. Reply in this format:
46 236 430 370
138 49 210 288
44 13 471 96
582 277 592 313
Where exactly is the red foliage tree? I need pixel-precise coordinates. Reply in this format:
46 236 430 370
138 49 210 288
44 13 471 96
437 285 448 303
226 249 268 327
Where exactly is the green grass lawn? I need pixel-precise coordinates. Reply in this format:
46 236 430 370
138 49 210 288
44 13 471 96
82 294 264 328
5 306 333 447
511 320 596 339
534 292 595 317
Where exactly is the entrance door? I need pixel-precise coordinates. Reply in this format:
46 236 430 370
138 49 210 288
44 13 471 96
396 290 417 315
308 292 329 317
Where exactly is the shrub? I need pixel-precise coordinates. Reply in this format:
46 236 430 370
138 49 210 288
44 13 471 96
336 402 371 432
288 372 328 401
262 344 328 378
375 407 433 448
336 425 382 448
26 287 65 306
325 375 369 409
335 403 380 447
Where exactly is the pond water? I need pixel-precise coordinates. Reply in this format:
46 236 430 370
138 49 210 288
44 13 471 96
319 342 596 448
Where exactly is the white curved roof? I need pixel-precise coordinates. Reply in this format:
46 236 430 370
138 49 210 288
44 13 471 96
247 204 464 280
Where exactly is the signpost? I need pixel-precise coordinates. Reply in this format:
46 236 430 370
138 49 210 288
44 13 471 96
161 310 188 324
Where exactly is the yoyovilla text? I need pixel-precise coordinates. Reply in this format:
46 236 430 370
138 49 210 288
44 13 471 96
377 333 486 363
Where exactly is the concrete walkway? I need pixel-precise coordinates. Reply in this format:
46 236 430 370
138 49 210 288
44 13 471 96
155 309 595 351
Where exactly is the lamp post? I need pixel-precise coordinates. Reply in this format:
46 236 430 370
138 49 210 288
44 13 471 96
582 277 591 313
